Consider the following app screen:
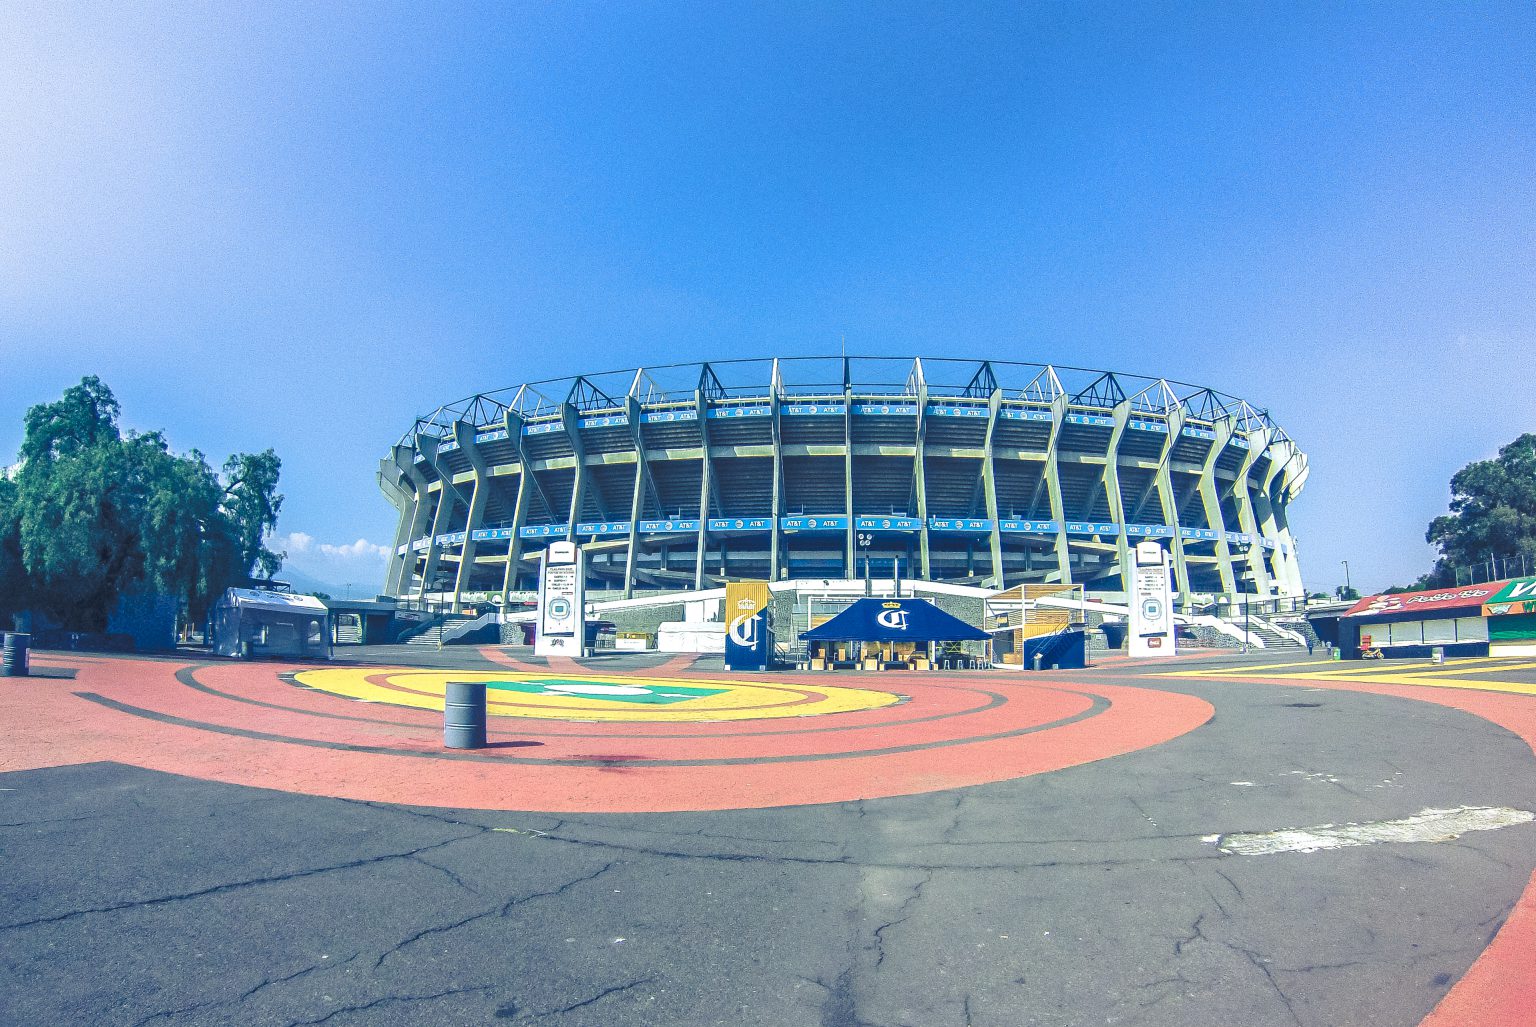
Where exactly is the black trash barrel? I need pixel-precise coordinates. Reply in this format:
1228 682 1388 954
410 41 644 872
444 681 487 749
1 633 29 677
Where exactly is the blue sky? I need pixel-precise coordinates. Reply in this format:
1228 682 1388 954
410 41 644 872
2 2 1532 594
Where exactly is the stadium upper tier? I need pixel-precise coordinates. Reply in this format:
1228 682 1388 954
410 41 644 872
378 357 1307 605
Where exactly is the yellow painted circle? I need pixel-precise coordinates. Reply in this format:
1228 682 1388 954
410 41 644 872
294 668 901 722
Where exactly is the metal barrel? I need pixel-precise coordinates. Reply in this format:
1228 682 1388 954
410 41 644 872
443 680 488 749
1 633 30 677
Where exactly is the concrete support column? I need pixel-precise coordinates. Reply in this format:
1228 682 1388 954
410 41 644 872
694 390 713 590
1200 417 1240 598
844 375 857 578
769 362 785 581
561 401 586 545
500 466 530 599
450 420 490 612
416 433 468 602
384 445 430 596
1104 401 1132 593
981 389 1003 588
1265 444 1308 596
378 459 414 585
625 396 652 599
1044 394 1073 585
500 411 535 600
1157 408 1195 608
1229 428 1274 597
914 385 932 580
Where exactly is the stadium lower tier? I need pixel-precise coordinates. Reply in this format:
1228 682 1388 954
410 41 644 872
387 522 1299 603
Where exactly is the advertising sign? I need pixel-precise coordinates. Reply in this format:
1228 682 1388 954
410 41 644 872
724 581 771 671
1483 577 1536 617
535 541 585 657
1128 540 1174 658
1344 582 1503 618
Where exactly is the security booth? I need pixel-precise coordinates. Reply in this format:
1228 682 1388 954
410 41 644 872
1338 582 1501 659
800 597 988 670
1483 577 1536 656
210 588 332 660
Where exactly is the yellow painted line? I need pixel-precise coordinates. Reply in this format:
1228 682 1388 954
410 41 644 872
1331 674 1536 697
1160 659 1335 678
1162 658 1536 697
294 667 900 722
1407 659 1536 676
1167 657 1536 681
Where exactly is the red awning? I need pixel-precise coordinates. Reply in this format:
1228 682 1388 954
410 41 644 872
1344 582 1507 618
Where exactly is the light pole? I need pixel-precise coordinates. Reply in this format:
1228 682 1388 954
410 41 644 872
1239 543 1252 653
1340 560 1351 600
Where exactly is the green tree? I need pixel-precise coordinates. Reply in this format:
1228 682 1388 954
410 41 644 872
2 377 285 630
1420 432 1536 587
222 450 284 579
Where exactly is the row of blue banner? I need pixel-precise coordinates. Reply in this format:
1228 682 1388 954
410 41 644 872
434 406 1244 451
403 520 1275 553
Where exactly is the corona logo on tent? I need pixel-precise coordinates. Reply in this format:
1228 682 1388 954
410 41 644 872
881 602 901 609
876 609 909 630
736 597 758 610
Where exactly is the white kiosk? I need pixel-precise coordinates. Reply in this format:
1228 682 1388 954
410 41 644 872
535 541 586 657
1128 539 1176 658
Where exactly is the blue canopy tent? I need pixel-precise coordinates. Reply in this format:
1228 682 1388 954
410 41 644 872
802 598 988 669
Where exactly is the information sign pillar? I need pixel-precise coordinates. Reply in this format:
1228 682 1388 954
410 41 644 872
1128 540 1176 658
535 541 586 657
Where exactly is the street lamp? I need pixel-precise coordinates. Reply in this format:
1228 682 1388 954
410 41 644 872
1340 560 1351 601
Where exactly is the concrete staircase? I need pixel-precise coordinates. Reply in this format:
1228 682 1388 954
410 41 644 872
1233 617 1307 651
402 622 445 648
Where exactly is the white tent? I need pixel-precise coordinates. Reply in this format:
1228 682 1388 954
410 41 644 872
210 589 331 660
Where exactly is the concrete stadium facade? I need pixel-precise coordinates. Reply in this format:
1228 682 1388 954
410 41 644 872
378 357 1307 607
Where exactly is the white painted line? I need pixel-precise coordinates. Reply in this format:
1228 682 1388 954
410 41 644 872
1206 805 1535 856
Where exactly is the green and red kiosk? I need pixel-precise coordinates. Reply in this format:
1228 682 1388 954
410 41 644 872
1334 576 1536 659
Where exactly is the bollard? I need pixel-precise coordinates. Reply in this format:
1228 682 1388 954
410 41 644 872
1 632 29 677
444 681 488 749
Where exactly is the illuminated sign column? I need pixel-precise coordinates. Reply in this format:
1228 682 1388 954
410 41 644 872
535 541 586 658
1128 540 1175 658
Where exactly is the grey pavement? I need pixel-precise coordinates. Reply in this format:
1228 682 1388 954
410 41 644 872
3 656 1534 1026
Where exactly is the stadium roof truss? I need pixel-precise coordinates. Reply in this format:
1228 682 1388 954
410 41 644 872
397 357 1289 447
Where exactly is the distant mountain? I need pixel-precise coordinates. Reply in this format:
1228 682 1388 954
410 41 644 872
271 566 351 599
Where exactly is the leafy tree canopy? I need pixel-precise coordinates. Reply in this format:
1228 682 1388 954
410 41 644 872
1409 432 1536 590
0 377 284 629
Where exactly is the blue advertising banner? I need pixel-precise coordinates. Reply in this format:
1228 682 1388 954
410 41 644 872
518 524 567 539
638 519 699 534
928 517 992 532
576 521 632 536
1000 519 1059 533
781 515 848 531
855 515 922 531
708 517 773 532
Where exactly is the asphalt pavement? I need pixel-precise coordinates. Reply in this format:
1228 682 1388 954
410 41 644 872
2 650 1534 1026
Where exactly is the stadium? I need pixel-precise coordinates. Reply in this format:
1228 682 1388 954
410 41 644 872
378 357 1307 608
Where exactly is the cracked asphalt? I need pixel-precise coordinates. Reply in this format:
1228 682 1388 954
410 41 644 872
3 655 1536 1026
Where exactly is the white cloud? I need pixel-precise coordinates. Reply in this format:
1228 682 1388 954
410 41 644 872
281 530 314 554
319 538 392 560
266 530 390 594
